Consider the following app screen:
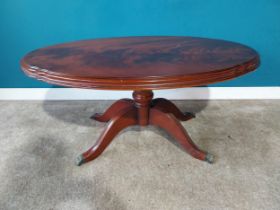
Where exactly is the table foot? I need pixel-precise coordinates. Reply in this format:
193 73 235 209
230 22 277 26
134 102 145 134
79 106 138 165
152 98 195 121
90 98 134 122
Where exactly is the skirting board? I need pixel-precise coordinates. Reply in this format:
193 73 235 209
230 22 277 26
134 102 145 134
0 87 279 100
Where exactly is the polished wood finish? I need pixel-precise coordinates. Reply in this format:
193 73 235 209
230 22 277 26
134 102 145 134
152 98 195 121
20 36 260 165
133 90 154 126
77 105 138 165
149 108 208 161
21 36 260 90
91 98 133 122
77 91 213 166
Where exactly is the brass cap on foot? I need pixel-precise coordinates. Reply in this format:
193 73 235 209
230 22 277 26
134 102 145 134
75 154 85 166
205 153 214 164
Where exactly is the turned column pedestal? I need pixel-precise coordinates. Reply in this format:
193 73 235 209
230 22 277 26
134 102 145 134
76 90 213 166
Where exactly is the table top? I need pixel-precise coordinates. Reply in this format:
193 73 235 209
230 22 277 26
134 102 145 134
21 36 260 90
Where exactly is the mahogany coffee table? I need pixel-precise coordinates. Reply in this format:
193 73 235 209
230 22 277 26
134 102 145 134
21 36 260 166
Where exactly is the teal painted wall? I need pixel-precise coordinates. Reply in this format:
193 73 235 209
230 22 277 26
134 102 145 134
1 0 279 88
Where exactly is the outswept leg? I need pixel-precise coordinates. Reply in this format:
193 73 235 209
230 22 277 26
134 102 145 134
91 98 134 122
77 106 138 166
149 108 213 163
152 98 195 121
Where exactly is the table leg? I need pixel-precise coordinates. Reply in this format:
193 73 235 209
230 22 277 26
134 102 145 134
77 90 213 166
76 106 138 166
149 108 213 163
152 98 195 121
90 98 134 122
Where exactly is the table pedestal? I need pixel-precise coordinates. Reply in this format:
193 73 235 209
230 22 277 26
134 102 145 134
76 90 213 166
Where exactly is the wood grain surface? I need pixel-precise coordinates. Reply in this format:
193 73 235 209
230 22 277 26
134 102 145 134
21 36 260 90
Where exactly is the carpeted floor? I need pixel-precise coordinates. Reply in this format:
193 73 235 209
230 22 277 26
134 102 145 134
0 100 279 210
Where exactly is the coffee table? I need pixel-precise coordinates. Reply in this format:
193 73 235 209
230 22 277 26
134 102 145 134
20 36 260 166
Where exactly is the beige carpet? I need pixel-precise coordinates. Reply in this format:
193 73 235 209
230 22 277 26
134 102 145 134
0 100 279 210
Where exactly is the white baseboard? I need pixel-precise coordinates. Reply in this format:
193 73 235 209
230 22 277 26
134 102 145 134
0 87 279 100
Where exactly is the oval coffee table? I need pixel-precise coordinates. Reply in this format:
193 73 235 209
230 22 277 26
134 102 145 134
20 36 260 166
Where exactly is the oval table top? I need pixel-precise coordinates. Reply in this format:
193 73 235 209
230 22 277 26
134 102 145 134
21 36 260 90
